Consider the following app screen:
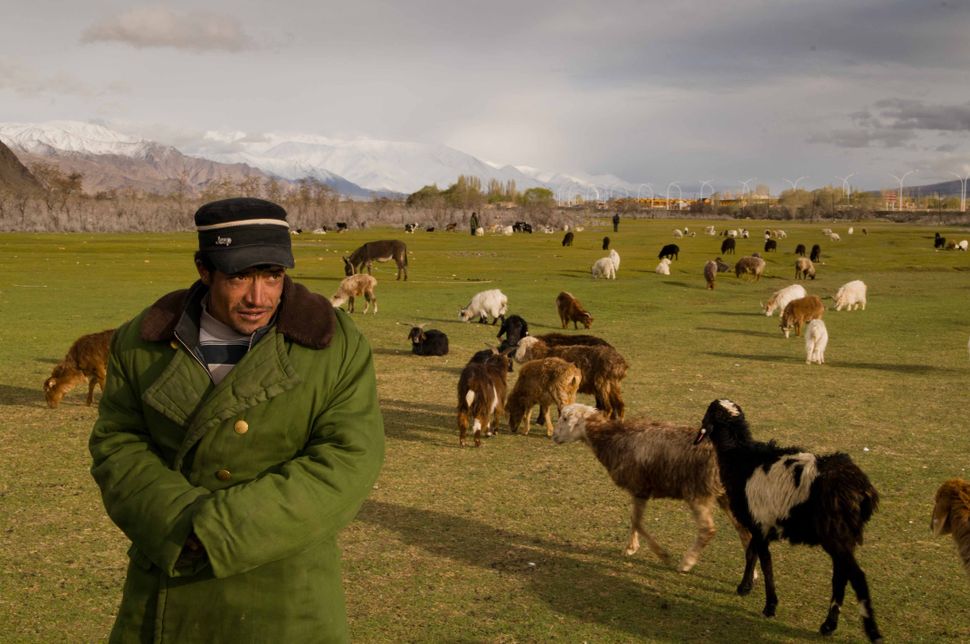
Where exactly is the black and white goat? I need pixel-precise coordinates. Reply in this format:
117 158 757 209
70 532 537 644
496 314 530 350
407 324 449 356
694 399 882 642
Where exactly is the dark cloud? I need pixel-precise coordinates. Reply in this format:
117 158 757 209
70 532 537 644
81 7 255 52
871 98 970 131
810 98 970 150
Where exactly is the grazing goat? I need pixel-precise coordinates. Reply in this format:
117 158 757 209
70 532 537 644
512 221 533 233
561 231 574 247
695 399 882 642
780 295 824 338
407 324 449 356
804 319 828 364
763 239 777 253
931 478 970 577
721 238 736 254
343 239 408 281
795 257 816 280
734 256 766 281
507 358 582 436
556 292 593 329
703 260 717 289
554 404 751 572
474 227 485 236
655 258 671 275
658 244 680 261
810 244 822 263
460 289 508 324
514 337 627 419
959 240 969 251
834 280 867 311
496 314 530 348
673 228 684 238
602 236 611 250
715 257 730 272
44 329 114 408
457 349 512 447
794 243 806 257
762 284 807 317
591 256 616 279
330 274 377 314
935 232 946 249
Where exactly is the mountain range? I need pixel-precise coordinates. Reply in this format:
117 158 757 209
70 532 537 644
0 138 41 195
0 121 633 200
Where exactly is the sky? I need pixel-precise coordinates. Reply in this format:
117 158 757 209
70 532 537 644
2 0 970 194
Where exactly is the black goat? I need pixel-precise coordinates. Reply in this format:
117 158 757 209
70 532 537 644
562 231 575 247
658 244 680 261
496 314 530 349
763 239 777 253
407 325 449 356
602 236 611 250
794 243 806 256
810 244 822 262
721 238 736 254
934 232 946 249
512 221 533 233
695 399 882 642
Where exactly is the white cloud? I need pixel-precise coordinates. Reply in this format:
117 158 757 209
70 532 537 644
81 6 256 52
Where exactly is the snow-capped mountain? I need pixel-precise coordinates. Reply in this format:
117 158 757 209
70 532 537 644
0 120 634 199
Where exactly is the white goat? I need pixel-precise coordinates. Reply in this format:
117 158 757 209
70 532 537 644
833 280 868 311
655 258 671 275
330 274 378 314
762 284 807 317
592 257 616 279
804 319 829 364
459 289 508 324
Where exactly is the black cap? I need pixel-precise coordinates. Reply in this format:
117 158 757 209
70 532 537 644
195 197 295 274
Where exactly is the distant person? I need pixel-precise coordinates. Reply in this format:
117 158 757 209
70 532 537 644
612 212 620 233
89 197 385 642
470 211 479 236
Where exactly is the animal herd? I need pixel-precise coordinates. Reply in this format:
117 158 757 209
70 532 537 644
42 221 970 641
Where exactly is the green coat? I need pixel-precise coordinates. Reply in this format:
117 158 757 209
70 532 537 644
90 277 385 643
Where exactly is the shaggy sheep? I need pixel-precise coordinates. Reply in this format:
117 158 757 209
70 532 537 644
460 289 508 324
514 336 627 419
795 257 816 280
780 295 825 338
407 324 449 356
834 280 868 311
721 238 736 255
609 248 621 271
673 228 684 238
457 349 512 447
592 256 617 280
762 284 807 317
695 399 882 642
556 292 594 329
554 403 752 572
331 274 378 314
804 319 829 364
959 240 969 251
931 478 970 577
655 258 671 275
507 357 582 436
704 260 717 289
734 256 766 281
43 329 114 408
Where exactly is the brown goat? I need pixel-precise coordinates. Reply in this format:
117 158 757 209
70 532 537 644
795 256 817 280
931 478 970 576
507 357 582 436
457 349 512 447
330 274 377 314
44 329 114 408
780 295 824 338
514 336 627 419
556 291 593 329
553 404 751 572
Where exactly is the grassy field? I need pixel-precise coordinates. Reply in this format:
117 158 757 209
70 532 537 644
1 218 968 643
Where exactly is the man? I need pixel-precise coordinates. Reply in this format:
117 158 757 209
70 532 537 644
612 211 620 233
469 210 479 235
89 197 385 643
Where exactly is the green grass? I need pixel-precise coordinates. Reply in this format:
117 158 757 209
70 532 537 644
1 219 968 642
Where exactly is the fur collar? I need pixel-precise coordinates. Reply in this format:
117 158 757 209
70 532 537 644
140 276 336 349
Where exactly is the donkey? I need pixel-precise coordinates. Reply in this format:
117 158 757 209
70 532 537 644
343 240 408 281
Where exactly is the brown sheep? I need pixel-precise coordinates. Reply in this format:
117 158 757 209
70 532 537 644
514 336 627 419
931 478 970 577
507 357 582 436
43 329 114 408
457 349 512 447
734 256 766 281
795 256 817 280
330 274 377 314
553 403 751 572
556 291 593 329
780 295 825 338
703 259 717 290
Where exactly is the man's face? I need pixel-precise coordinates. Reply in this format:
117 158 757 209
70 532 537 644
197 263 286 335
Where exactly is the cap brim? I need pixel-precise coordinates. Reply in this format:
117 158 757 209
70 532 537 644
206 245 295 274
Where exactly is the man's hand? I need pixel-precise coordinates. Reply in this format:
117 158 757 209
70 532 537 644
176 531 207 567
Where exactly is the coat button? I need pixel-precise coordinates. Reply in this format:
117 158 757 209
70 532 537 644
215 469 232 481
169 340 179 349
233 420 249 435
